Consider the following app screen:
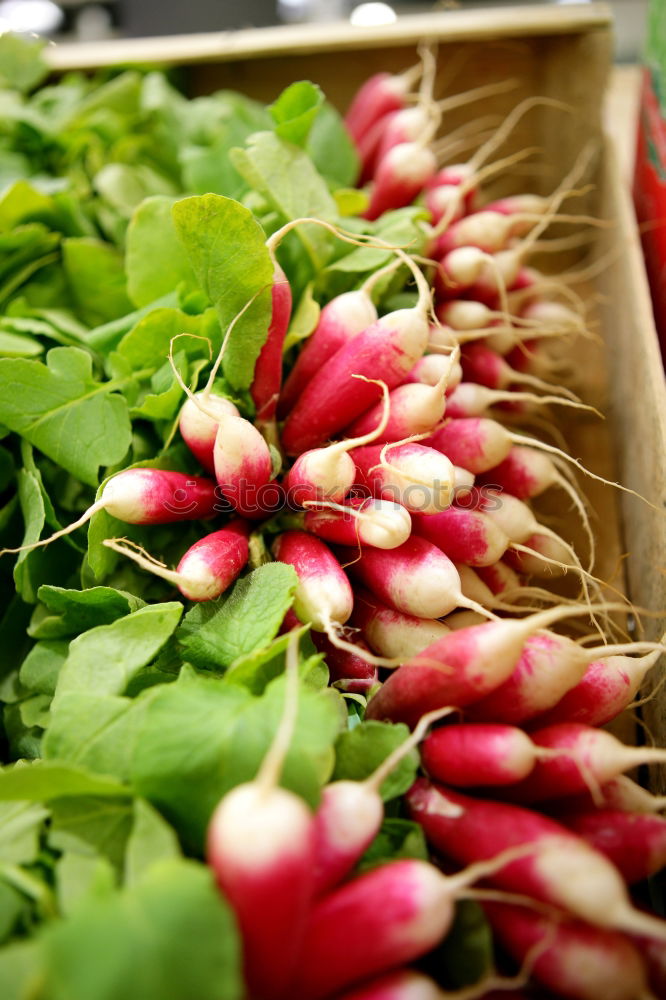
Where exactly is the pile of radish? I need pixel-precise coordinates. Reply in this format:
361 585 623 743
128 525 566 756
4 48 665 1000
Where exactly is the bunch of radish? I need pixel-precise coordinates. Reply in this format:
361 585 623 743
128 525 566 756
7 53 665 1000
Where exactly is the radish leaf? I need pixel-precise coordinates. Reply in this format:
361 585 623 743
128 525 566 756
172 193 273 391
0 347 132 486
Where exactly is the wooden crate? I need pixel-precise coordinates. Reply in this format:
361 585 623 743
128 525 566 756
47 4 666 783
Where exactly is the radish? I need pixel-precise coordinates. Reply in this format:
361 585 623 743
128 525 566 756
292 859 457 998
335 970 447 1000
294 848 540 1000
304 496 412 550
207 632 315 1000
0 468 220 557
313 707 452 896
179 392 240 473
344 68 420 144
344 349 460 442
363 141 438 221
460 341 580 399
553 775 666 816
278 281 379 417
102 520 249 601
465 634 661 726
407 779 666 940
284 378 391 508
411 507 509 567
213 410 275 518
250 260 292 424
443 382 596 420
281 252 431 456
530 644 664 727
421 722 556 788
350 588 451 660
344 535 493 622
273 530 353 634
350 441 457 515
475 559 522 595
281 607 377 693
405 353 463 395
555 807 666 884
424 418 512 474
483 902 651 1000
364 604 617 728
499 722 666 803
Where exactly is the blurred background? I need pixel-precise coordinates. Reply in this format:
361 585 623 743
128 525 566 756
0 0 648 61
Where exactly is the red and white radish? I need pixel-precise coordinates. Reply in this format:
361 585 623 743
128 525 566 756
500 722 666 803
421 723 553 788
350 441 457 515
350 588 451 661
304 496 412 550
407 779 666 940
364 604 616 728
0 468 221 557
483 902 651 1000
103 520 249 601
273 530 353 634
344 535 493 622
282 253 431 455
278 285 378 416
179 392 240 473
344 68 419 144
555 806 666 884
207 632 315 1000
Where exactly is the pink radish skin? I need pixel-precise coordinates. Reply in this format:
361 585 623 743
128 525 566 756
207 783 315 1000
101 468 219 524
171 521 249 601
556 807 666 884
475 560 523 595
178 393 240 473
364 606 598 728
530 646 664 728
500 722 666 803
336 970 444 1000
304 497 412 550
350 442 456 515
212 412 275 519
281 308 429 456
363 142 437 221
250 261 292 423
405 354 463 395
345 72 412 144
483 902 650 1000
350 589 450 660
279 290 378 417
467 632 592 725
478 445 559 500
291 860 456 999
412 507 509 567
344 535 470 621
423 418 511 474
273 530 353 632
407 779 666 940
421 723 545 787
462 341 546 391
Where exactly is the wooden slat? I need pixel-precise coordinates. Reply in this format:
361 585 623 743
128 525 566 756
45 3 612 72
